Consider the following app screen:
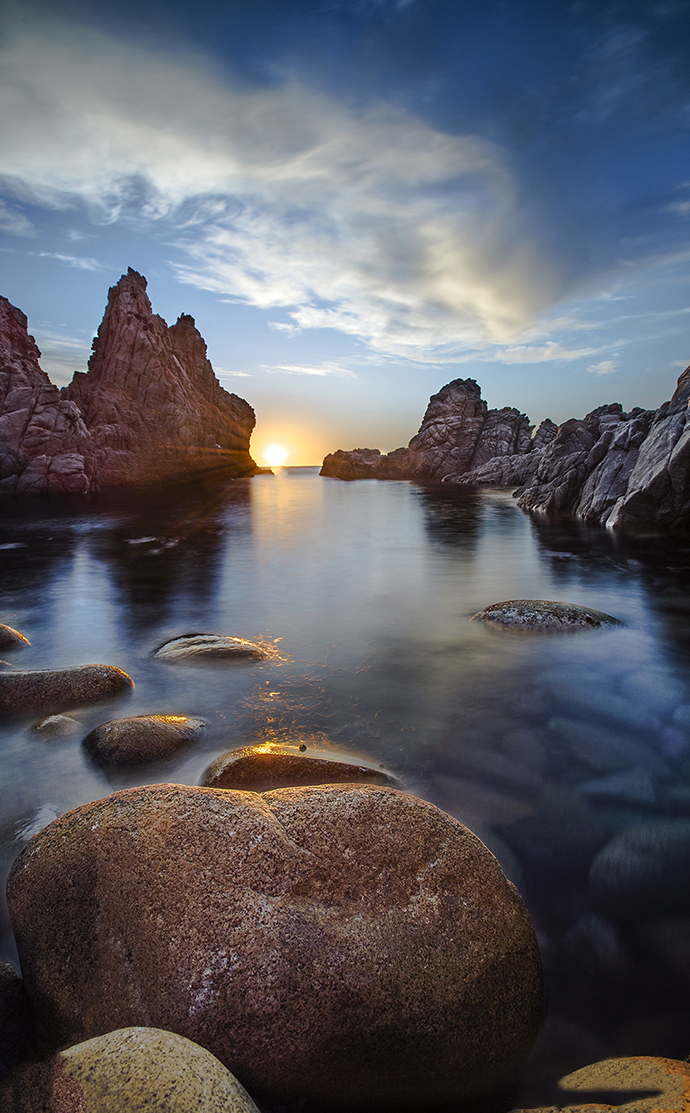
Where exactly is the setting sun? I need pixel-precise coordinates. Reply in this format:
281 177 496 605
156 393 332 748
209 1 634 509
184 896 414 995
264 444 288 467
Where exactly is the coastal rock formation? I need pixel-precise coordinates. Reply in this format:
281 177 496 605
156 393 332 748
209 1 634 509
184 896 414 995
63 270 257 486
0 297 95 496
7 782 543 1109
320 378 554 483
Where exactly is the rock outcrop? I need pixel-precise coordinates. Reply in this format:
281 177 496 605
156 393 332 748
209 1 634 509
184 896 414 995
63 269 257 486
0 297 95 496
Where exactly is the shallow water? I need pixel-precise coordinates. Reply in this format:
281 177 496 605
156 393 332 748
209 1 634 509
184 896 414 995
2 467 690 1100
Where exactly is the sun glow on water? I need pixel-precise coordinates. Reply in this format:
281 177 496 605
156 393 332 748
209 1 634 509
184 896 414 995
264 444 288 467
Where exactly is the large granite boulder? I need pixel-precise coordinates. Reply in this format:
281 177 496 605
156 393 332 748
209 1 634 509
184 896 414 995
62 270 258 486
0 1027 261 1112
0 297 95 496
8 783 543 1110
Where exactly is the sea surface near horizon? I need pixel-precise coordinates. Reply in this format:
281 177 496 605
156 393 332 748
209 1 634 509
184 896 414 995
2 466 690 1097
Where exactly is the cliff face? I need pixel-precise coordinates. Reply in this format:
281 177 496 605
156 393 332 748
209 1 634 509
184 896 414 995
63 269 257 486
0 297 94 496
320 379 553 484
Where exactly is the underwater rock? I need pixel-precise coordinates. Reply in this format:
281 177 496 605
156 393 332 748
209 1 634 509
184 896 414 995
0 1027 261 1112
84 715 206 767
151 634 265 664
589 819 690 921
0 665 134 716
7 782 543 1110
471 599 622 632
200 743 400 791
31 715 82 739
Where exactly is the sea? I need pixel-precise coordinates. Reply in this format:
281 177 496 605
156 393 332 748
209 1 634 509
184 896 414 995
1 465 690 1102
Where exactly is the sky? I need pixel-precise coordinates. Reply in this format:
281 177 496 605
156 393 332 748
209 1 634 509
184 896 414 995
0 0 689 466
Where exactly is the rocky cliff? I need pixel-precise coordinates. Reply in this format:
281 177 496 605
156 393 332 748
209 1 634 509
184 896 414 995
63 269 257 486
0 297 95 496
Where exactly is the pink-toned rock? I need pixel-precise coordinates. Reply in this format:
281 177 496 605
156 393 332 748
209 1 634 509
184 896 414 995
8 783 543 1110
0 297 94 496
200 742 400 791
63 269 258 486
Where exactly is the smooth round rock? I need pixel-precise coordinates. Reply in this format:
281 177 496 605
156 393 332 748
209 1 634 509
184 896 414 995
0 1027 261 1112
0 666 134 716
151 635 265 664
200 743 400 791
84 715 206 767
0 624 30 650
31 715 82 739
471 600 622 632
8 783 543 1109
589 819 690 921
513 1055 690 1112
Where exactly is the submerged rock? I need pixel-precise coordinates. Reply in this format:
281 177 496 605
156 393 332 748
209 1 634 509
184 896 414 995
200 743 400 791
0 625 29 650
0 665 134 716
31 714 81 739
152 634 265 664
471 599 622 632
8 782 543 1110
0 1027 260 1112
84 714 206 767
589 819 690 921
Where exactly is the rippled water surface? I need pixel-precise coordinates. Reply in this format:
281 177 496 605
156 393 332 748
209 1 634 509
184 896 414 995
2 467 690 1100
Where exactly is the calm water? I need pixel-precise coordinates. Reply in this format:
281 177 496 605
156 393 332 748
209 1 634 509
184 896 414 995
2 467 690 1100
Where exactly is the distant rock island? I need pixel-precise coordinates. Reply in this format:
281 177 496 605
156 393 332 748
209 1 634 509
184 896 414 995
320 369 690 531
0 269 258 496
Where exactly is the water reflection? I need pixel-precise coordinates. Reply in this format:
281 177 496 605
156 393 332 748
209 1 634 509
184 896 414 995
1 473 690 1095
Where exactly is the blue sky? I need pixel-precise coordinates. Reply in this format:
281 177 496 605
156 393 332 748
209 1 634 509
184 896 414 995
0 0 689 465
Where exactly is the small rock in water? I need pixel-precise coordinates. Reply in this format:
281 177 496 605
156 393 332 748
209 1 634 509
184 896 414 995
547 717 668 776
0 624 30 650
0 1027 261 1112
501 784 611 871
31 714 81 739
84 714 207 767
7 783 543 1110
512 1055 690 1113
151 634 265 663
589 819 690 921
576 767 658 808
0 665 134 716
471 599 622 632
200 743 400 791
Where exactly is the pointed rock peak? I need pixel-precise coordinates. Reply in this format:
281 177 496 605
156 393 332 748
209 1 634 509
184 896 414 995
669 363 690 413
0 296 42 363
104 269 153 319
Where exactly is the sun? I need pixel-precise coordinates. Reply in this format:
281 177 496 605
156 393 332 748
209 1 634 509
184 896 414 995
264 444 288 467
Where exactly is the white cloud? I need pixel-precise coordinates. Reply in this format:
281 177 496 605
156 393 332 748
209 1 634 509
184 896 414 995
0 8 563 360
261 362 356 377
665 201 690 217
268 321 302 336
216 368 251 378
0 199 34 236
588 359 618 376
37 252 105 270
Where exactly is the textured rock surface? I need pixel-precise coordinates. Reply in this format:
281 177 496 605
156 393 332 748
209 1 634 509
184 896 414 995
471 600 622 632
151 634 265 664
589 819 690 921
200 743 400 791
84 715 206 766
512 1055 690 1113
0 665 134 716
0 297 95 496
8 782 543 1109
0 1027 261 1112
63 270 258 487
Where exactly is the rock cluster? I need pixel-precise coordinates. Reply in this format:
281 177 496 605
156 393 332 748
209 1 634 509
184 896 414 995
0 270 258 496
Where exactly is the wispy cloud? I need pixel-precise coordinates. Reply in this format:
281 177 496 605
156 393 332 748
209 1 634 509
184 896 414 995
261 362 356 377
0 200 34 236
216 368 251 378
31 327 92 386
268 322 302 337
37 252 105 271
0 8 564 360
588 359 618 376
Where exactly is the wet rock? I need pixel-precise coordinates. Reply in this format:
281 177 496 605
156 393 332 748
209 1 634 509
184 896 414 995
501 784 611 871
513 1055 690 1113
200 743 399 791
0 962 36 1081
546 717 668 776
589 819 690 921
151 634 265 664
471 599 622 632
8 783 543 1110
576 768 658 808
84 715 206 767
0 625 29 650
31 715 81 739
444 451 540 488
0 1027 261 1112
0 665 134 716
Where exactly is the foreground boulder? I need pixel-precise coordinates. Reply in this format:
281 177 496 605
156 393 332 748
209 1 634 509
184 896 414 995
84 715 206 766
513 1055 690 1113
200 742 400 791
0 1027 260 1112
8 783 543 1110
0 665 134 716
471 600 622 633
151 634 265 664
